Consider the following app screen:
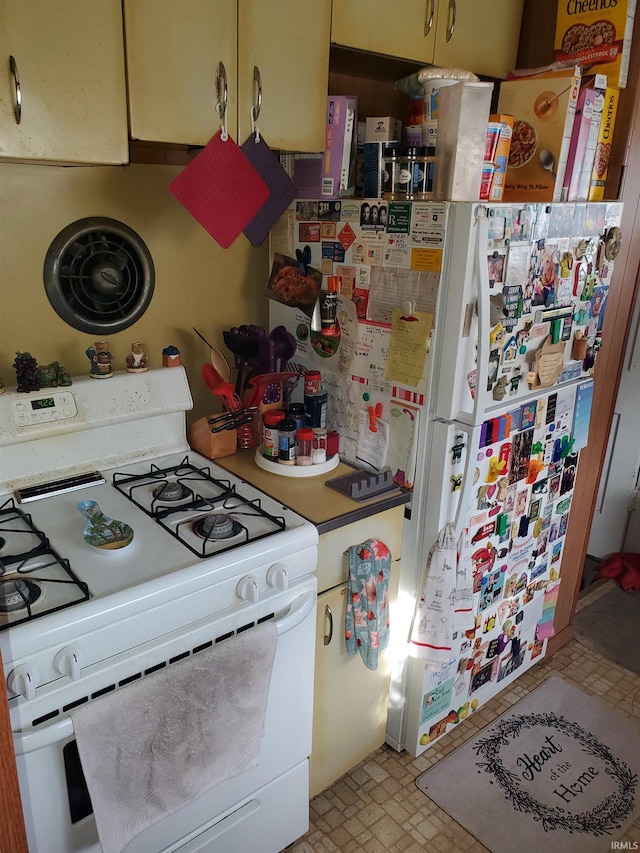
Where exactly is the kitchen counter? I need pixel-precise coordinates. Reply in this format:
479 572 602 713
216 450 410 534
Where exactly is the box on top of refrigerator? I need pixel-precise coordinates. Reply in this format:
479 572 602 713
555 0 637 89
321 96 358 199
497 66 581 203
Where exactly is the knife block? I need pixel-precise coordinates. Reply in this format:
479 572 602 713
188 416 237 459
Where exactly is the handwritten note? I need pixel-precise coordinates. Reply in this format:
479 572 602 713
385 308 433 387
356 410 390 471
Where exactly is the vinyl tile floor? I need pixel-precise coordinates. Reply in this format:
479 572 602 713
287 581 640 853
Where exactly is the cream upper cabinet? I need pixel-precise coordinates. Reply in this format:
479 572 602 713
124 0 237 147
432 0 525 80
331 0 438 63
0 0 128 164
331 0 524 79
237 1 330 151
125 0 331 151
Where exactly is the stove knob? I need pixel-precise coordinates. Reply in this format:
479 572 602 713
267 563 289 590
236 575 260 604
7 665 41 701
54 646 84 681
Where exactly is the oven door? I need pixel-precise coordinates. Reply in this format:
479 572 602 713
13 576 316 853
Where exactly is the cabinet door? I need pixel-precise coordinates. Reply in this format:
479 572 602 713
0 0 128 164
124 0 237 146
331 0 437 63
433 0 524 80
311 568 399 798
237 0 331 151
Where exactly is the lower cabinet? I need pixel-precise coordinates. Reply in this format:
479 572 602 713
310 507 404 798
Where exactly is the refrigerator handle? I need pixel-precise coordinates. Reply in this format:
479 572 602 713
452 421 482 542
471 213 492 424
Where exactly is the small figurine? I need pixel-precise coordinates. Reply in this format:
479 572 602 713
162 345 181 367
13 352 41 392
125 341 148 373
492 375 509 401
38 361 72 387
86 341 113 379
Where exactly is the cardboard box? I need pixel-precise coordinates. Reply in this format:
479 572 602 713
322 96 358 199
563 85 597 201
588 86 620 201
555 0 636 89
572 74 607 201
365 116 402 143
497 67 581 202
293 154 324 199
484 114 513 202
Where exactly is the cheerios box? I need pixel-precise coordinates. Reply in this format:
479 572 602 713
497 66 581 202
555 0 636 89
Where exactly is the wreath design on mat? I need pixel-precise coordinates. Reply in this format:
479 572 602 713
474 712 637 835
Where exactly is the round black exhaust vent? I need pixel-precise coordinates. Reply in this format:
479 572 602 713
44 217 155 334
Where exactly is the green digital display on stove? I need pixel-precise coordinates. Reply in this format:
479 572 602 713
30 397 55 410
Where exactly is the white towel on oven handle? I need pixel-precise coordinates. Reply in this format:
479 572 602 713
71 620 278 853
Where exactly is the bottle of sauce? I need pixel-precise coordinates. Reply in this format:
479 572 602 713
262 410 285 460
278 417 297 465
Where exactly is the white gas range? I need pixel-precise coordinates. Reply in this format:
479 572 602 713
0 366 318 853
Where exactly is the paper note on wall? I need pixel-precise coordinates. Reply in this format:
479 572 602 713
356 410 390 471
387 401 420 489
385 308 432 387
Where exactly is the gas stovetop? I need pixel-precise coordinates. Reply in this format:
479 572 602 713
0 499 90 631
0 370 318 696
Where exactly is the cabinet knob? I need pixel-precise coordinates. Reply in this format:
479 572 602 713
236 575 260 604
266 563 288 591
8 665 41 701
54 646 84 680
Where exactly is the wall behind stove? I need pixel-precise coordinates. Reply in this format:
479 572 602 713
0 163 269 425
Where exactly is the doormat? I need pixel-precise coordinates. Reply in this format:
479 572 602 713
416 677 640 853
574 585 640 676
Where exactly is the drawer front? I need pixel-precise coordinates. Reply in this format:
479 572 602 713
316 506 404 593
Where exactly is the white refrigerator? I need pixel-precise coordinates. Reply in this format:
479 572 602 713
269 198 623 756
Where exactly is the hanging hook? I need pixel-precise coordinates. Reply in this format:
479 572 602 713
250 65 262 143
216 61 228 141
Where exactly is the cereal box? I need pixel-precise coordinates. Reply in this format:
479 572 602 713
497 66 581 202
555 0 637 89
588 85 620 200
486 114 514 202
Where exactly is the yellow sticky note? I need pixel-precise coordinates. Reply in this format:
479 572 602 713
385 308 433 387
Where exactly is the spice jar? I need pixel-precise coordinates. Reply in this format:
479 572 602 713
278 417 297 465
383 146 435 201
287 403 305 430
296 428 314 466
304 370 322 395
304 389 327 429
312 427 327 464
262 410 285 460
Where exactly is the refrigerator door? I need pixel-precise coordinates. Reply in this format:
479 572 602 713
399 380 587 755
432 201 623 427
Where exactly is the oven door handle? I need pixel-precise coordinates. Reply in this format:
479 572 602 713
14 590 317 755
275 589 316 636
14 715 75 754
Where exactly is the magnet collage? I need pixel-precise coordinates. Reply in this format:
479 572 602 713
416 200 624 749
483 201 623 404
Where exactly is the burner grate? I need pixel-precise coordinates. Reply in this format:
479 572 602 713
112 457 287 558
0 498 90 631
